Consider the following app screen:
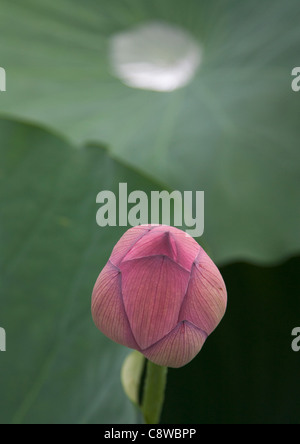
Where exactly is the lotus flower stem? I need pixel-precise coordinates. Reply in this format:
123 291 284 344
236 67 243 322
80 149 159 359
141 360 168 424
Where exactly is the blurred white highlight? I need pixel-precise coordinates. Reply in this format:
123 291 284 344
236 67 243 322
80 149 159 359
109 21 202 92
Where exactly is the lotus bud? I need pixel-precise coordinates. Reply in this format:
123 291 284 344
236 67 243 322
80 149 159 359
92 225 227 368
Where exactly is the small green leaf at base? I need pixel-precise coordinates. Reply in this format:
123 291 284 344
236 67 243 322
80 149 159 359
121 351 146 407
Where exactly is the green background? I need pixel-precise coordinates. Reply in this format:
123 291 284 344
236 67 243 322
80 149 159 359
0 0 299 424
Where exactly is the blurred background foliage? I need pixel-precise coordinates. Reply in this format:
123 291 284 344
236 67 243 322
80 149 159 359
164 256 300 424
0 0 300 424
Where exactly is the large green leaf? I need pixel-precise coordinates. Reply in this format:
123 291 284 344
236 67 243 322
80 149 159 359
0 118 167 424
0 0 299 264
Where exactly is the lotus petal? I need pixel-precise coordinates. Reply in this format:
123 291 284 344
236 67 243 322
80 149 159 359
110 225 151 267
123 230 177 262
143 321 207 368
179 249 227 335
120 255 190 349
92 261 138 349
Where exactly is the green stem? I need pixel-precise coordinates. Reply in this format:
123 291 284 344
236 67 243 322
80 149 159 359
142 360 168 424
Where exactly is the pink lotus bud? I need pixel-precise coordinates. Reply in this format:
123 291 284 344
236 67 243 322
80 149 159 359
92 225 227 368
